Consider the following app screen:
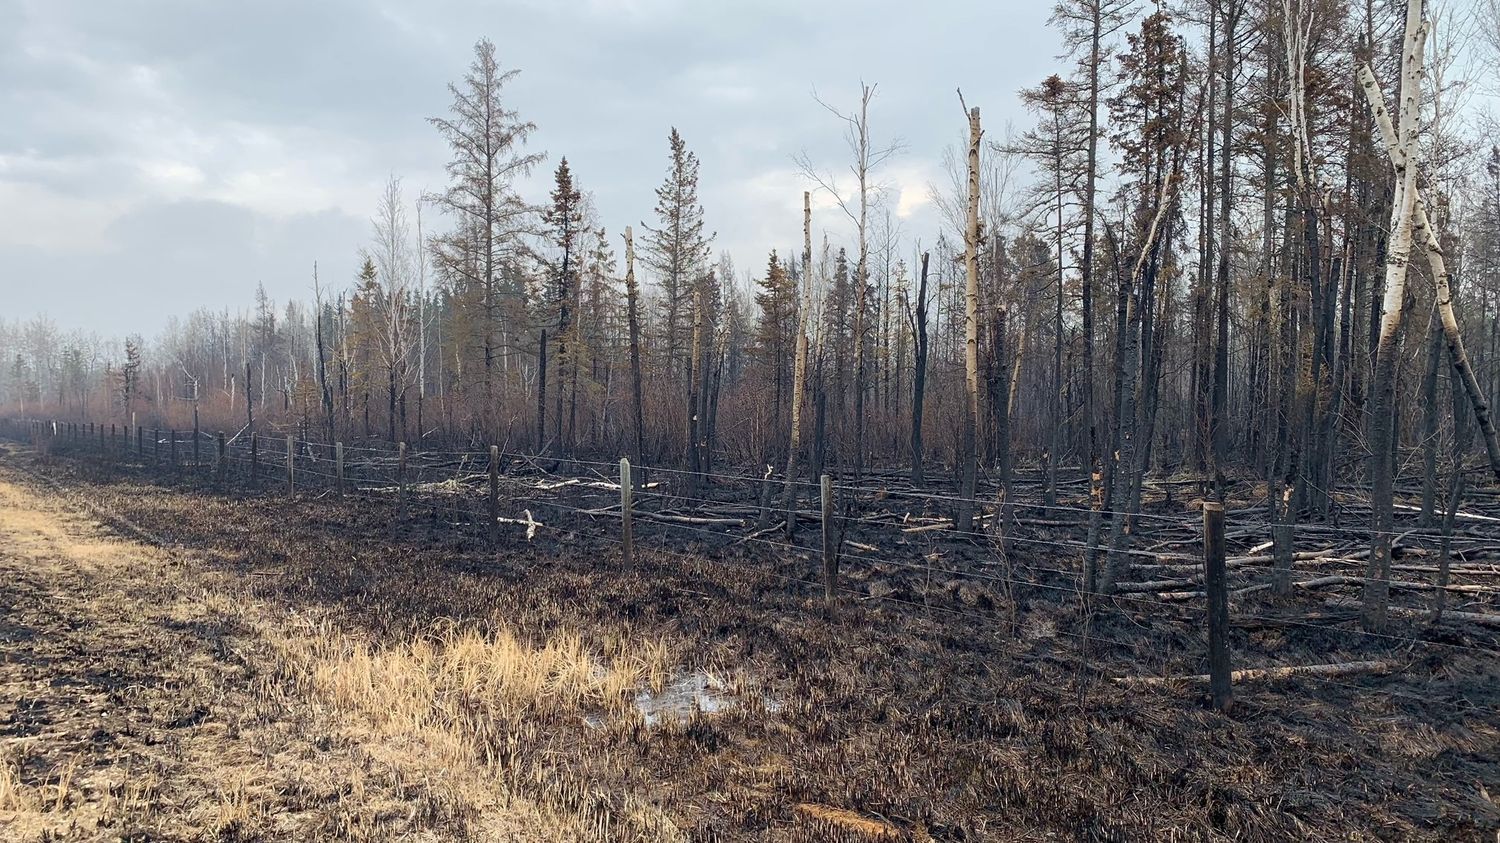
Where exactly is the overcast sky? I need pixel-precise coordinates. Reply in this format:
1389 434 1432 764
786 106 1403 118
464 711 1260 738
1 0 1063 339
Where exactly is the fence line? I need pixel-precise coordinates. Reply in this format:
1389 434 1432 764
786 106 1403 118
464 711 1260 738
5 417 1498 685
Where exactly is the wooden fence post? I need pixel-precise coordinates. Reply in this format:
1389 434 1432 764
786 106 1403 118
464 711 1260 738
286 435 295 497
488 445 500 547
192 410 200 467
1203 500 1232 712
821 474 836 604
620 457 633 566
250 433 259 487
136 426 143 457
153 429 160 464
99 423 105 452
335 442 345 499
216 432 226 485
397 442 408 518
169 430 177 471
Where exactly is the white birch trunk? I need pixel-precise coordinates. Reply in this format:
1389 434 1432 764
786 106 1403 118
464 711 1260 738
957 105 983 532
1361 0 1427 631
1358 61 1500 483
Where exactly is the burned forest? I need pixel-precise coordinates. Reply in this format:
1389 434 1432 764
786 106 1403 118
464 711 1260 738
1 0 1499 840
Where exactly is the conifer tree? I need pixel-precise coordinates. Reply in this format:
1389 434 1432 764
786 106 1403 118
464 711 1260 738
753 250 798 437
428 38 543 419
642 128 713 384
641 128 713 462
540 157 584 451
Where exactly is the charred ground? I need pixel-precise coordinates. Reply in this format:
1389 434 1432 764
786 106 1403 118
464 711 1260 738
0 437 1497 841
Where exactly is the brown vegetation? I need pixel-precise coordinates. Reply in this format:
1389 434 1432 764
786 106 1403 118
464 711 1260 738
1 435 1497 840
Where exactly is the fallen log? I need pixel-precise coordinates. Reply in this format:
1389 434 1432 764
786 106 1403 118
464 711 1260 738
1113 659 1399 686
1287 574 1500 595
793 803 901 841
1167 571 1500 602
1325 597 1500 627
1393 502 1500 524
1392 563 1500 576
637 511 746 528
1113 578 1199 593
494 509 540 540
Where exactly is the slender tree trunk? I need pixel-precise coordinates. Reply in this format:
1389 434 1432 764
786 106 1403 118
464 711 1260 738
1048 113 1065 508
536 327 548 452
1419 311 1444 525
1081 3 1103 476
957 105 983 533
1209 2 1238 487
783 193 814 537
687 279 705 490
909 253 931 486
993 305 1015 543
1196 3 1217 473
1361 0 1424 632
1432 355 1471 622
623 227 646 476
245 359 254 435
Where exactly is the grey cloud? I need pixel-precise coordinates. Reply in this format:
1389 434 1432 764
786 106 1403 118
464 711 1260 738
2 0 1063 337
2 199 365 334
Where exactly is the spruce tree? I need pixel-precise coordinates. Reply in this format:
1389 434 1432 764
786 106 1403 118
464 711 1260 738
540 157 583 450
641 128 713 383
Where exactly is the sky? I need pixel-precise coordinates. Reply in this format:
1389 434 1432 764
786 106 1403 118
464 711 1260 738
0 0 1063 339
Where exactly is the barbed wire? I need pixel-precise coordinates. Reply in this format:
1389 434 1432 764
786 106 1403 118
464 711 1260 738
13 420 1500 663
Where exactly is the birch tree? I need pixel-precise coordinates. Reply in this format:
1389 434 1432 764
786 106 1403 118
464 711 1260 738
957 101 984 532
1361 0 1426 631
370 175 418 443
1357 59 1500 483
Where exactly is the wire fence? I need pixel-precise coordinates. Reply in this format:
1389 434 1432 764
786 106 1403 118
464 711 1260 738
6 416 1498 714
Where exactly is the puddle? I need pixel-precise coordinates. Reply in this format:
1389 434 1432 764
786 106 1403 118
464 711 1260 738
635 671 731 726
583 671 782 729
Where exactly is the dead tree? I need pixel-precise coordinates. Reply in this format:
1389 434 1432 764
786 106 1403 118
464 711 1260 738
623 226 646 477
782 193 815 538
796 83 900 480
957 101 984 533
905 252 932 486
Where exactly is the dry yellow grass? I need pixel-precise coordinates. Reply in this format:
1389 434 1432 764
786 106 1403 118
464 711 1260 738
0 752 85 835
281 617 676 724
0 753 30 812
255 612 687 839
794 803 903 840
0 471 694 841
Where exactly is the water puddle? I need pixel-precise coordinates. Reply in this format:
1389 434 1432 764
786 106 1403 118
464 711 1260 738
635 671 731 726
583 671 782 729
